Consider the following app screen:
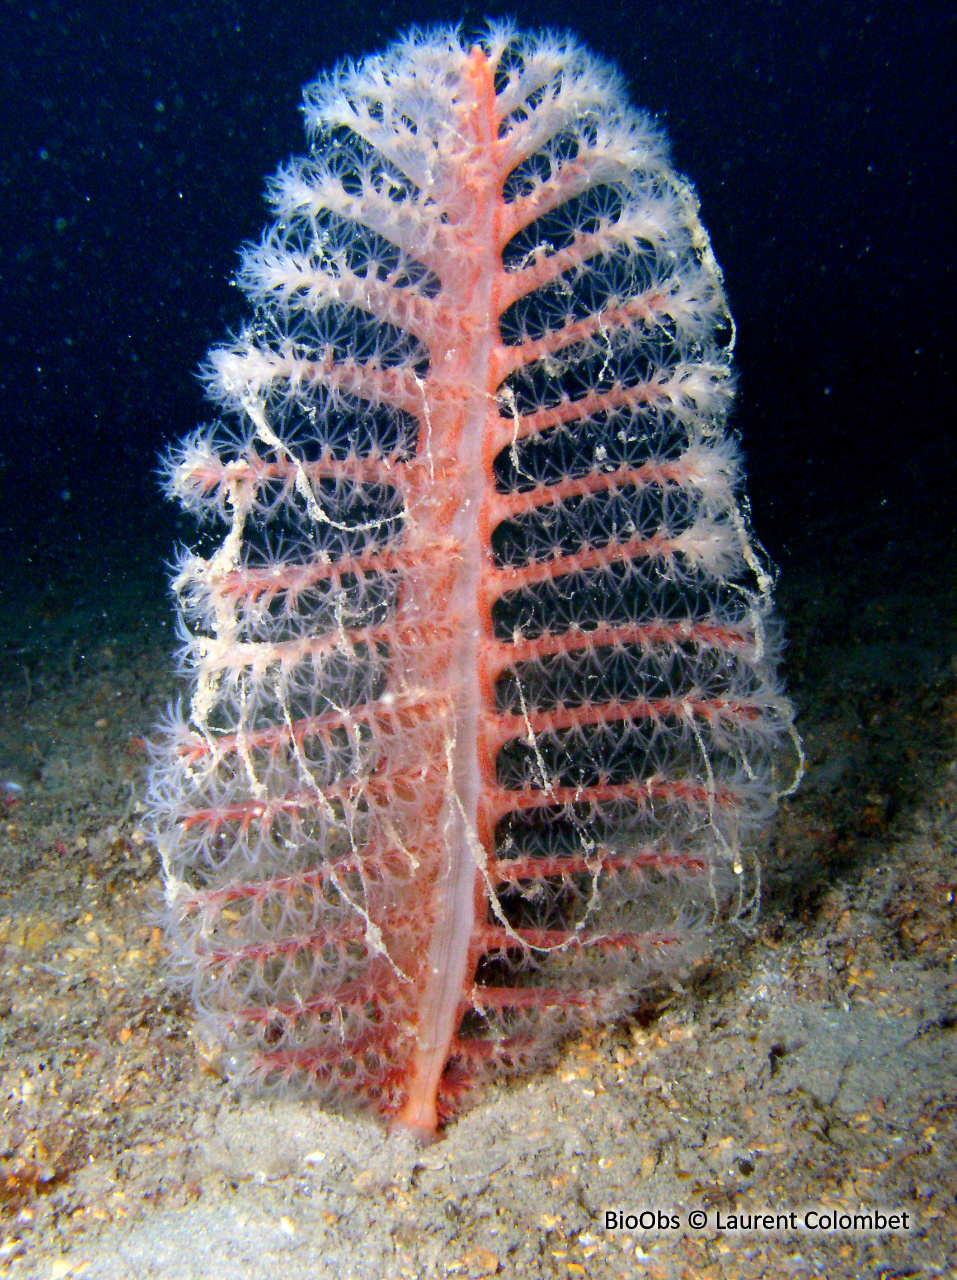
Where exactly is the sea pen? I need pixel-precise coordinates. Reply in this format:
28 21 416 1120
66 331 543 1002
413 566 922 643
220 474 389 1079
147 24 798 1138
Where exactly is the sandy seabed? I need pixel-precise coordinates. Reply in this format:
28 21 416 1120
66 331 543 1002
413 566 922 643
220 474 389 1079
0 507 955 1280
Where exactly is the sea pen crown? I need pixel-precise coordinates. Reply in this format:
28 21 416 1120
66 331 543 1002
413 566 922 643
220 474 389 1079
147 23 798 1137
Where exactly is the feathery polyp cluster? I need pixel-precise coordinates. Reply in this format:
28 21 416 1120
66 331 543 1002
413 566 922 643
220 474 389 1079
147 23 799 1137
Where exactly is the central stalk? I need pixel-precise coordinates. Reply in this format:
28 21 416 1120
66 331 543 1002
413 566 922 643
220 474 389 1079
395 49 501 1135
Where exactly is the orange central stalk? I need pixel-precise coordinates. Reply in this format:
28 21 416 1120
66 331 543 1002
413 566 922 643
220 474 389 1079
395 49 502 1136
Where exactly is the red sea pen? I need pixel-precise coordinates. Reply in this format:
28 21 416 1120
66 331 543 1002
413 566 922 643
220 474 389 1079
147 24 799 1138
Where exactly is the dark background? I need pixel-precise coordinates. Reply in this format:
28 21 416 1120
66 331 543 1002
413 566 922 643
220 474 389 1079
0 0 954 615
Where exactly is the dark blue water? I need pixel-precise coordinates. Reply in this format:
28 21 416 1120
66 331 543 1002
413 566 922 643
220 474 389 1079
0 0 953 628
